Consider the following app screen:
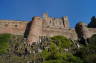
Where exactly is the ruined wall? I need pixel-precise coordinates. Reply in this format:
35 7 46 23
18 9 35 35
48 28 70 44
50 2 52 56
0 20 28 35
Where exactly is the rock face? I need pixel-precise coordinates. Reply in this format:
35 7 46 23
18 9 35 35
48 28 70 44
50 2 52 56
0 13 96 45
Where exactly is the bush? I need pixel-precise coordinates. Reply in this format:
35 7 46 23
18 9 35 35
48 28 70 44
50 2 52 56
51 36 73 48
0 34 12 54
84 54 96 63
89 34 96 45
41 36 83 63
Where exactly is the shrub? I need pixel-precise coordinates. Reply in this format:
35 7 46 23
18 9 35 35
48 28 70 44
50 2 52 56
51 36 73 48
0 34 12 54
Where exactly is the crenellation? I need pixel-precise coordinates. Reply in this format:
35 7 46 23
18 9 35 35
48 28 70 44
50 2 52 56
0 14 96 45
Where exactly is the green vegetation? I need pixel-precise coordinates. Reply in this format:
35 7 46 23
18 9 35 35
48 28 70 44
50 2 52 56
41 43 83 63
75 34 96 63
41 36 83 63
51 36 73 48
89 34 96 45
0 34 12 54
0 34 96 63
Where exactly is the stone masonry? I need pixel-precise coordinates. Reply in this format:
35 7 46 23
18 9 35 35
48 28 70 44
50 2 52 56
0 13 96 45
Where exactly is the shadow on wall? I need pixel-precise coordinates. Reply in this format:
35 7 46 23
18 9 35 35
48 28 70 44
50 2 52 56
24 21 32 38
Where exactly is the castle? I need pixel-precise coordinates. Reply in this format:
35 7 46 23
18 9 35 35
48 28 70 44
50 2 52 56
0 13 96 45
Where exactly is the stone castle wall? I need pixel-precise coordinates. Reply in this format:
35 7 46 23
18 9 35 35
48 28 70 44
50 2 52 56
27 13 77 44
27 16 43 44
42 28 77 40
0 20 28 35
41 14 77 40
42 13 69 29
75 22 96 42
0 14 96 45
88 28 96 37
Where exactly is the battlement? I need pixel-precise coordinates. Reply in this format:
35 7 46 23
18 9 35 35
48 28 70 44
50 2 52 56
0 14 96 45
42 13 69 29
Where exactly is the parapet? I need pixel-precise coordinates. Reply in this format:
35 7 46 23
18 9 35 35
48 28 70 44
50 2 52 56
0 20 28 35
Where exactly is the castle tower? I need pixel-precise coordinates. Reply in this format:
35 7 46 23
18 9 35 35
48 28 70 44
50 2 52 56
62 16 69 28
75 22 90 44
27 16 43 45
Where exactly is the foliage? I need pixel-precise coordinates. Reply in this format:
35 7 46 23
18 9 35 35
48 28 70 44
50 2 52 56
0 34 12 54
2 34 96 63
88 34 96 45
51 35 73 48
41 38 83 63
75 34 96 63
84 54 96 63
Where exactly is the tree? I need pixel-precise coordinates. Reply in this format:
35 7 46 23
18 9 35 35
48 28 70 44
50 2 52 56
75 34 96 63
40 36 83 63
88 34 96 45
84 54 96 63
51 36 73 48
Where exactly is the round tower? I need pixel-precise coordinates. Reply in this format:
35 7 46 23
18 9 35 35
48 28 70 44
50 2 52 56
27 16 43 45
75 22 90 44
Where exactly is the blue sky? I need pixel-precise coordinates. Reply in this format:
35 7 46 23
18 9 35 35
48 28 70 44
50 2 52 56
0 0 96 27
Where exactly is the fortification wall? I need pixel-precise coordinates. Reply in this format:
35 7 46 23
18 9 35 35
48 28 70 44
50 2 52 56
26 14 70 44
42 13 69 29
41 14 77 41
1 14 96 45
42 27 78 40
88 28 96 37
0 20 28 35
27 17 43 45
43 18 65 29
